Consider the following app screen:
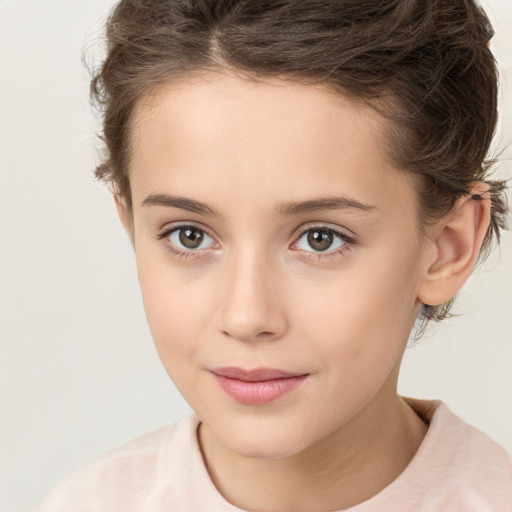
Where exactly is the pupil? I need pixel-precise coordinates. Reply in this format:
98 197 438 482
307 229 333 251
179 228 203 249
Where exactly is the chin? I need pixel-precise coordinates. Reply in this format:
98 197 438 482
211 415 317 460
228 436 305 460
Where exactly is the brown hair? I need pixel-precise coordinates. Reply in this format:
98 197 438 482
90 0 508 325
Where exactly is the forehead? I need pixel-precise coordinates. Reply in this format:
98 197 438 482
128 72 417 217
131 72 380 160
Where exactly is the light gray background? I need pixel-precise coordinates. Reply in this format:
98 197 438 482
0 1 511 510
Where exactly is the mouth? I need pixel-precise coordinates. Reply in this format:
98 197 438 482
210 367 309 406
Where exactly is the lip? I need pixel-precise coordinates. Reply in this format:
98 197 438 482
210 367 309 406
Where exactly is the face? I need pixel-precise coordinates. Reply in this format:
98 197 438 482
126 72 430 459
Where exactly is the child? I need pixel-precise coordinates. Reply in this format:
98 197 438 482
35 0 511 510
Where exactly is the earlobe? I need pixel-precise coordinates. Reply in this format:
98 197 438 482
418 184 491 307
114 193 135 247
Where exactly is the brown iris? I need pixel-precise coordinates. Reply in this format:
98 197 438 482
178 227 204 249
307 229 334 251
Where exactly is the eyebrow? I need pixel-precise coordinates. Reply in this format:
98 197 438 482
141 193 221 217
275 196 377 216
141 193 376 217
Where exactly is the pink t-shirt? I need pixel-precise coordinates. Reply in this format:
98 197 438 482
34 398 512 511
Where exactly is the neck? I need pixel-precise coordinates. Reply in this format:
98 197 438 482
198 390 428 511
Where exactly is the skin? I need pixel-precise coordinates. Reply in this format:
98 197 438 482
116 72 490 511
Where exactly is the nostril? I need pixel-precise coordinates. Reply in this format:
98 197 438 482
222 330 271 337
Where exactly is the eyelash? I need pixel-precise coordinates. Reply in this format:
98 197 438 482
156 223 356 262
293 226 355 262
156 222 215 261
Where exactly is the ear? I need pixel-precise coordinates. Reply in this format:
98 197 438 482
418 183 491 307
114 193 135 247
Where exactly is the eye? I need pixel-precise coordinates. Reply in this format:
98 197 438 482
166 225 215 251
295 227 350 253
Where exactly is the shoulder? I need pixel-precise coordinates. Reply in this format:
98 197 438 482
401 398 512 510
411 398 512 476
443 404 512 503
33 415 199 512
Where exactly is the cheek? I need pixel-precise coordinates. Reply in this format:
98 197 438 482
136 255 214 366
294 250 421 365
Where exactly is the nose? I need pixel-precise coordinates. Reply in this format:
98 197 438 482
218 248 288 343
